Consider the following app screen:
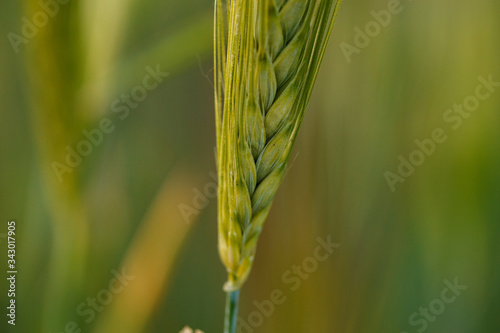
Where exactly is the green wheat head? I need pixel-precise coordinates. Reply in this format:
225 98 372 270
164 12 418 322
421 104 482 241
214 0 343 292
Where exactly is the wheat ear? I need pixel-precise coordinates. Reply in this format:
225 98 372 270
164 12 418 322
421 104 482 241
215 0 343 293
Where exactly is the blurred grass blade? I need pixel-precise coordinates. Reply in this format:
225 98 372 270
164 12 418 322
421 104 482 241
92 169 203 333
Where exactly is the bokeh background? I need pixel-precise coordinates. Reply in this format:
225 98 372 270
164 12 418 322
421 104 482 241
1 0 499 332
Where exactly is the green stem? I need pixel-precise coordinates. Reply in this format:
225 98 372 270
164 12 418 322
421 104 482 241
224 290 240 333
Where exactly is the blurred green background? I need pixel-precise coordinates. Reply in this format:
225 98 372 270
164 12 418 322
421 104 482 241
1 0 499 332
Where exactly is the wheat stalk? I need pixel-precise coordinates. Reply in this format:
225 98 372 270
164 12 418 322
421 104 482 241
215 1 342 325
215 0 342 331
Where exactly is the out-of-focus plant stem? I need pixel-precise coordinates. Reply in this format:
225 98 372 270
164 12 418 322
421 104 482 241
24 0 90 330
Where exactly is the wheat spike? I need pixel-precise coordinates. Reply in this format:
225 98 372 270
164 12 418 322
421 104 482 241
215 0 343 292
